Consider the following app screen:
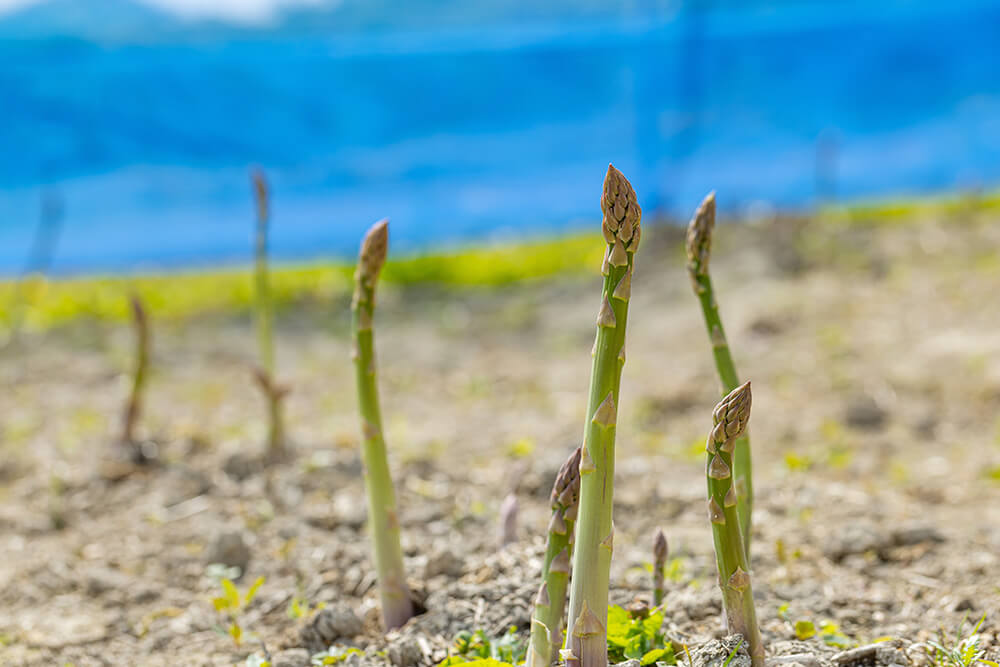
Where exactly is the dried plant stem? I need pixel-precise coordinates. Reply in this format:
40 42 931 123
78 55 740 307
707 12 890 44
686 192 752 557
528 447 582 667
705 382 763 667
352 219 413 631
121 294 150 445
251 169 287 460
564 165 642 667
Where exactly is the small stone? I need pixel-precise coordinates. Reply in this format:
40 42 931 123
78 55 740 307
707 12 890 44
223 452 259 481
424 549 465 579
300 604 363 652
207 531 251 575
844 394 887 430
271 648 310 667
387 636 423 667
614 660 642 667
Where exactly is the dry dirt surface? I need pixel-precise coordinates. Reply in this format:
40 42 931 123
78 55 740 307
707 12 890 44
1 212 999 667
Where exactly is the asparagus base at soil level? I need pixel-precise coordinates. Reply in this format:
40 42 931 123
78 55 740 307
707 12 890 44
687 192 752 557
565 165 641 667
352 220 413 631
705 382 763 667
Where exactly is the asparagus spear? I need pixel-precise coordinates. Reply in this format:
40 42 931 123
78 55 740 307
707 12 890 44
564 165 642 667
351 219 413 631
121 294 150 447
498 493 519 547
528 446 582 667
686 193 753 557
251 169 288 461
652 528 668 607
705 381 763 667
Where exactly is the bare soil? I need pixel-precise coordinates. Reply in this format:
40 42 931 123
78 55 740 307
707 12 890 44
1 211 999 667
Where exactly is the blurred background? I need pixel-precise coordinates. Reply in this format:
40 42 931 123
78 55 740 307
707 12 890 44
1 0 998 275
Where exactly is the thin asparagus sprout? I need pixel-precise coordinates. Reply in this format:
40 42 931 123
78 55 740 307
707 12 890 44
564 165 641 667
251 168 287 460
686 192 753 557
528 447 582 667
351 219 413 631
498 493 519 547
652 528 668 607
121 294 150 446
705 382 763 667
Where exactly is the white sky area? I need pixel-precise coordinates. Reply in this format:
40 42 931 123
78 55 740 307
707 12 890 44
0 0 335 24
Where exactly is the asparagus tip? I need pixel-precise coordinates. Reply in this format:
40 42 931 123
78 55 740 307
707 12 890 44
712 380 752 440
653 528 668 562
686 190 716 275
358 219 390 285
551 446 583 509
601 164 642 252
498 493 518 546
128 293 146 325
251 167 269 222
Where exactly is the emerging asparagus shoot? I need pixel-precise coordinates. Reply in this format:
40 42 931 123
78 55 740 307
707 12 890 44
251 168 288 461
498 493 519 547
351 219 413 631
652 528 668 607
705 382 763 667
564 165 642 667
528 446 582 667
686 193 753 557
121 294 150 448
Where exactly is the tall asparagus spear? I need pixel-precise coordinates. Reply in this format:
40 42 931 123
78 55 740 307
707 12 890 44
686 193 753 557
351 219 413 631
528 447 582 667
705 382 763 667
564 165 642 667
652 528 668 607
251 169 288 461
121 294 150 447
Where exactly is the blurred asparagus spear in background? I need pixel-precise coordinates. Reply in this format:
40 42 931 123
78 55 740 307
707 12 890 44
121 294 150 449
528 446 581 667
705 382 763 667
251 169 289 461
351 219 413 631
686 193 753 557
498 493 519 547
564 165 642 667
652 528 668 607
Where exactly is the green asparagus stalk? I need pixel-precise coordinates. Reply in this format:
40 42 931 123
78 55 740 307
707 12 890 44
121 294 150 446
251 169 288 460
498 493 519 547
351 219 413 631
528 446 582 667
705 381 763 667
686 192 753 557
564 165 642 667
652 528 668 607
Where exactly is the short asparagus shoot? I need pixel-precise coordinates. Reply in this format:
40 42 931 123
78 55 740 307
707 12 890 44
121 294 150 448
251 168 289 461
705 382 764 667
564 165 642 667
498 493 519 547
351 219 413 631
528 446 582 667
652 528 668 607
686 193 753 557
